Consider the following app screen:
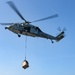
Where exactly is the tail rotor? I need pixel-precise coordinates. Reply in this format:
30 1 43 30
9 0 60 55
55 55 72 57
57 27 66 32
56 27 66 42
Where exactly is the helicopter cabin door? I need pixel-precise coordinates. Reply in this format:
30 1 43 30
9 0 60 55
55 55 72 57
30 27 38 34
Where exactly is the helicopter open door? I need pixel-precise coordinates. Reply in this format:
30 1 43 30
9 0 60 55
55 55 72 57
30 27 38 34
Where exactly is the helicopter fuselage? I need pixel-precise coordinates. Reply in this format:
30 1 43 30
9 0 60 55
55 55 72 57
5 23 56 40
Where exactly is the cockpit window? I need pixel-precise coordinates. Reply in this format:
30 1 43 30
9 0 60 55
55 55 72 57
36 27 42 32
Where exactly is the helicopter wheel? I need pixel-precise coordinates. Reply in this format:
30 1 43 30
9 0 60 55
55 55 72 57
18 34 21 37
5 27 8 29
52 41 54 43
51 40 54 43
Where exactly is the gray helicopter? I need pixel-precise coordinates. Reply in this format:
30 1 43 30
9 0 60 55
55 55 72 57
0 1 65 43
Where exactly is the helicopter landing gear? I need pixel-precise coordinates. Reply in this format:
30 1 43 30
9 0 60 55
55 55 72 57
18 34 21 37
51 40 54 43
5 27 8 29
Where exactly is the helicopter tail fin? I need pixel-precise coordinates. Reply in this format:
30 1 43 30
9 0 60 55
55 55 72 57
55 31 65 42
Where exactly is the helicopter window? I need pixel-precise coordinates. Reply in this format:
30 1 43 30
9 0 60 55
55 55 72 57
24 27 30 32
21 23 24 26
36 27 42 32
15 24 20 27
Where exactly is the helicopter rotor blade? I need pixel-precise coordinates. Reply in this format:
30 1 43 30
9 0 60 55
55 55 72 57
30 14 58 23
0 23 14 25
7 1 26 22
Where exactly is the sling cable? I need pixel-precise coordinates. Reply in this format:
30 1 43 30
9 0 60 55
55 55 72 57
22 36 29 69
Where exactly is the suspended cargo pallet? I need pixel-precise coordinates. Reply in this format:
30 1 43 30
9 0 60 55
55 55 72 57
22 60 29 69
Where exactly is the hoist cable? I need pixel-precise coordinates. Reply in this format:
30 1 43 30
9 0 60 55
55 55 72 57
25 35 27 60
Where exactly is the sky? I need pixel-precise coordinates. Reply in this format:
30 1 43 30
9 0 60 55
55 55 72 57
0 0 75 75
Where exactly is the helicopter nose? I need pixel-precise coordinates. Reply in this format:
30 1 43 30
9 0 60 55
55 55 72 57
5 26 11 29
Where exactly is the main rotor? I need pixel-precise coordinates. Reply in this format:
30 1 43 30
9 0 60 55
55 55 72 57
0 1 58 25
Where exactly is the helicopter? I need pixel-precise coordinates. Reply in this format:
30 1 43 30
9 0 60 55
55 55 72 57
0 1 65 43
